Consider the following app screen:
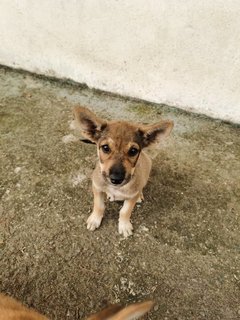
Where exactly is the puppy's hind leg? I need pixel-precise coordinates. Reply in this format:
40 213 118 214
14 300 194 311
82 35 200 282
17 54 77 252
87 185 105 231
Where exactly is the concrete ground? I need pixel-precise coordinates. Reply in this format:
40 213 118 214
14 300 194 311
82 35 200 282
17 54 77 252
0 67 239 320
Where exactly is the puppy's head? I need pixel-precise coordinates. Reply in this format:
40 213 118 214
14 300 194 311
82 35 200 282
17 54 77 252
74 106 173 186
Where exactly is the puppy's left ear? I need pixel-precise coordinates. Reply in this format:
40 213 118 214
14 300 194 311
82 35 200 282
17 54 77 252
73 106 107 142
139 120 174 148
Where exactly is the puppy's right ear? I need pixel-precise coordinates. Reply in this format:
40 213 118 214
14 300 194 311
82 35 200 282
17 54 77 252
73 106 107 143
86 304 122 320
110 301 154 320
87 301 154 320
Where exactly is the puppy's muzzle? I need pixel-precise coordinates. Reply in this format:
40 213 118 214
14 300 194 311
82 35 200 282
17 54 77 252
109 163 125 185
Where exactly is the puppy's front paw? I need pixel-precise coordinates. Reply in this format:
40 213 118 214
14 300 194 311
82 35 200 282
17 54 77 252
87 213 103 231
118 220 133 237
136 192 144 204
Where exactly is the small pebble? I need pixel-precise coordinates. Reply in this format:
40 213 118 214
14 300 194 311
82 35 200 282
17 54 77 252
14 167 22 174
154 304 159 311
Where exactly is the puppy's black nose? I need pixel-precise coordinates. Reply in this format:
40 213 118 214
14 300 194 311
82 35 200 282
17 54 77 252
109 163 125 185
110 177 124 185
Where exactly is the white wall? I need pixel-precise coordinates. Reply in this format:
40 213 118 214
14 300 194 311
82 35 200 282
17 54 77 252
0 0 239 123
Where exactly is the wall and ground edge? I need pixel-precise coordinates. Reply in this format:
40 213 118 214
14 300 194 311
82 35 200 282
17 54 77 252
0 0 240 123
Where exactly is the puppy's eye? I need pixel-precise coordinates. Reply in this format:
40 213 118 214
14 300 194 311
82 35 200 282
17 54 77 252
101 144 111 153
128 147 139 157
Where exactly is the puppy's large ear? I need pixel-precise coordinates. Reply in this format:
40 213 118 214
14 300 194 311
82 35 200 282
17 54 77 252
109 301 154 320
139 120 174 148
73 106 107 142
87 301 154 320
86 304 122 320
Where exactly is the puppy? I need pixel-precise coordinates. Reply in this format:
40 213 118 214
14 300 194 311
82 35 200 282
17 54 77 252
74 106 173 237
0 293 153 320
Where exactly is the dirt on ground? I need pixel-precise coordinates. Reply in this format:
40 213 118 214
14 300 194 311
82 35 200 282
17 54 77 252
0 67 239 320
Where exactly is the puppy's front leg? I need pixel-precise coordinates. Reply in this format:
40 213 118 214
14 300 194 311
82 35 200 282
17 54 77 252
87 185 105 231
118 193 139 237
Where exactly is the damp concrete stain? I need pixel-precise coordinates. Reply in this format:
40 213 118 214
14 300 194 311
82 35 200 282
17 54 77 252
0 67 240 320
127 103 155 116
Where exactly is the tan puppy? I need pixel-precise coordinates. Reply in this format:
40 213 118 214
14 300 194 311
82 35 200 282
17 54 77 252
74 106 173 237
0 293 153 320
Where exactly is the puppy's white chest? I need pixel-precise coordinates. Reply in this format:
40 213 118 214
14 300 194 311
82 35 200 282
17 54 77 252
106 187 125 201
106 193 115 201
106 186 137 202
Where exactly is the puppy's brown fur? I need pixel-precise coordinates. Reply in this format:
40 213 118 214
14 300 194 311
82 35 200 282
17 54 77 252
0 293 153 320
74 106 173 237
87 300 154 320
0 293 48 320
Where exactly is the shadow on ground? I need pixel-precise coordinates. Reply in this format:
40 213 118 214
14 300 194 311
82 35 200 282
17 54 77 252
0 67 239 319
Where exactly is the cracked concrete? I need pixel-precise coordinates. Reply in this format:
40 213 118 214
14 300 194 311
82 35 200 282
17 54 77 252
0 67 239 319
